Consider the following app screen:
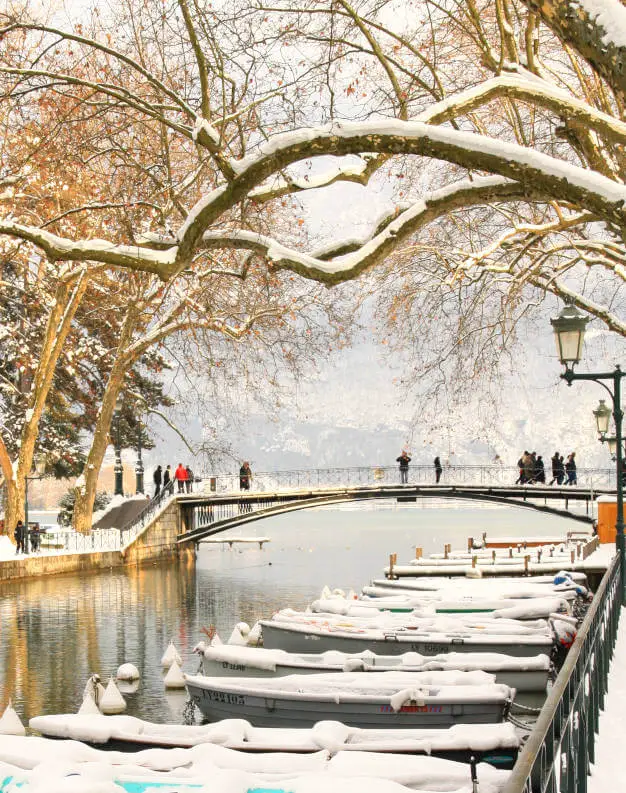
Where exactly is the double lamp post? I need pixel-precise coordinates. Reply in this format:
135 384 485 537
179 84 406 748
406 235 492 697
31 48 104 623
550 302 625 602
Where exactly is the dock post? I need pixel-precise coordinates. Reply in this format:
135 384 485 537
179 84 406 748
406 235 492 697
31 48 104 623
415 547 423 559
467 537 473 552
524 555 530 574
389 553 397 579
509 547 513 558
492 550 496 563
571 549 576 564
444 543 451 559
472 555 477 568
482 531 487 544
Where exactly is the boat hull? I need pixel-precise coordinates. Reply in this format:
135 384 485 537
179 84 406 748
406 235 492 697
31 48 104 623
185 677 511 729
260 621 554 658
200 655 549 692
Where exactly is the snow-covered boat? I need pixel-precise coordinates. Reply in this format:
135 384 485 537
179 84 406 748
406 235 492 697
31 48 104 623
268 607 560 633
195 643 551 691
28 713 521 766
259 618 555 656
0 734 513 792
184 671 515 729
368 572 588 592
311 594 572 618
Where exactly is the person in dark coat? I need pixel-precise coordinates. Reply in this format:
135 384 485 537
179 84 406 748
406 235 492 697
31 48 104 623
153 465 162 498
434 456 443 483
396 451 411 484
185 465 193 493
556 455 565 485
30 524 40 553
565 453 577 485
535 455 545 484
14 520 26 554
549 452 560 485
239 461 252 491
163 464 172 493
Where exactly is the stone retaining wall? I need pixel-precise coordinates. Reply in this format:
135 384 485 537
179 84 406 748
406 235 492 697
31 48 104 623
122 499 195 566
0 550 124 582
1 501 195 581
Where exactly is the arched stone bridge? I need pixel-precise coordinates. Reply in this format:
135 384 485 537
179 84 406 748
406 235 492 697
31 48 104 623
175 482 607 544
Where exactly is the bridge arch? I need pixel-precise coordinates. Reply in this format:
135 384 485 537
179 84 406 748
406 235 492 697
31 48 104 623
177 484 601 544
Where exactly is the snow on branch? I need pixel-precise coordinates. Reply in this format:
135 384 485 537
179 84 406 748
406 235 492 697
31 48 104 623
200 177 543 283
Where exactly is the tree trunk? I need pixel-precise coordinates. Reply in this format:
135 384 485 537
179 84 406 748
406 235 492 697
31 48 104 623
0 270 89 536
73 309 138 534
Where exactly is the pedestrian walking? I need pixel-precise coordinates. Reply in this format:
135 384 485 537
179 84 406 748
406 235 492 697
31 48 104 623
185 465 194 493
30 524 40 553
565 453 577 485
174 463 188 493
549 452 560 485
556 455 565 485
525 452 536 484
515 453 525 484
434 456 443 483
239 461 252 491
153 464 162 498
535 455 545 484
396 450 411 484
14 520 26 554
163 464 172 494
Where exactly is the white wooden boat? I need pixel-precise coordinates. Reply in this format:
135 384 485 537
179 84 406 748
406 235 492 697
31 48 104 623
184 671 515 729
259 619 554 657
196 643 551 691
267 608 558 634
311 594 571 618
0 733 514 791
28 712 520 760
369 572 588 591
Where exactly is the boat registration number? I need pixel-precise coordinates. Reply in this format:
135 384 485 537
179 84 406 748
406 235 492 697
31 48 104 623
380 705 443 713
410 643 447 653
203 690 246 706
222 662 246 671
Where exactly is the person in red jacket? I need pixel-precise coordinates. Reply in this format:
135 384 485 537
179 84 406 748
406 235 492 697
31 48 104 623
174 463 188 493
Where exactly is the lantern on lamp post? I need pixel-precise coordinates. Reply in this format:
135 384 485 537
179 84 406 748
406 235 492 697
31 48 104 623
551 302 625 602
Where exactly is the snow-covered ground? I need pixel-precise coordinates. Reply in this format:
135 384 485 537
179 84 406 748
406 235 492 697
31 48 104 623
588 604 626 793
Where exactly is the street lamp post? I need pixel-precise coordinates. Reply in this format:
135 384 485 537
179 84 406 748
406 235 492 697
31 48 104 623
135 422 144 495
551 303 626 602
24 454 47 554
114 396 124 497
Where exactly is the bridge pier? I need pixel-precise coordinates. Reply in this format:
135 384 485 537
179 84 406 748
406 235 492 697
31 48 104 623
123 499 196 566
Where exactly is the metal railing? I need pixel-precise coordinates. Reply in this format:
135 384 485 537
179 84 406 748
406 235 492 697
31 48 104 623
112 464 617 546
502 553 622 793
199 464 618 492
38 528 122 553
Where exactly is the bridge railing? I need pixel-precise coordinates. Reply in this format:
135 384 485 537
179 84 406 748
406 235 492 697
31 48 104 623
502 552 622 793
115 464 616 544
200 464 617 493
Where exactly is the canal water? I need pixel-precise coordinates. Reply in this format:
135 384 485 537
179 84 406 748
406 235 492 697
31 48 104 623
0 501 579 725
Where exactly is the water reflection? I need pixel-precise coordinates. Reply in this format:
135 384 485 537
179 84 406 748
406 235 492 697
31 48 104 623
0 504 576 724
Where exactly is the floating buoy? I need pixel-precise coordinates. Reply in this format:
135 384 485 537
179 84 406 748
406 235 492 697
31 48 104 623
164 659 186 689
247 622 262 646
99 677 127 714
161 641 182 669
83 674 106 707
116 663 140 681
227 624 249 645
77 691 101 715
0 700 25 735
116 678 140 696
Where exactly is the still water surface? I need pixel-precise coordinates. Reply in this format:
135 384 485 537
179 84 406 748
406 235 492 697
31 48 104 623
0 501 577 724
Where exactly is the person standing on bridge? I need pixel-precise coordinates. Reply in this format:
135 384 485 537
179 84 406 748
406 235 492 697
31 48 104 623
396 450 411 484
239 461 252 491
549 452 560 485
153 465 162 498
434 456 442 483
175 463 188 493
565 453 577 486
163 464 172 494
